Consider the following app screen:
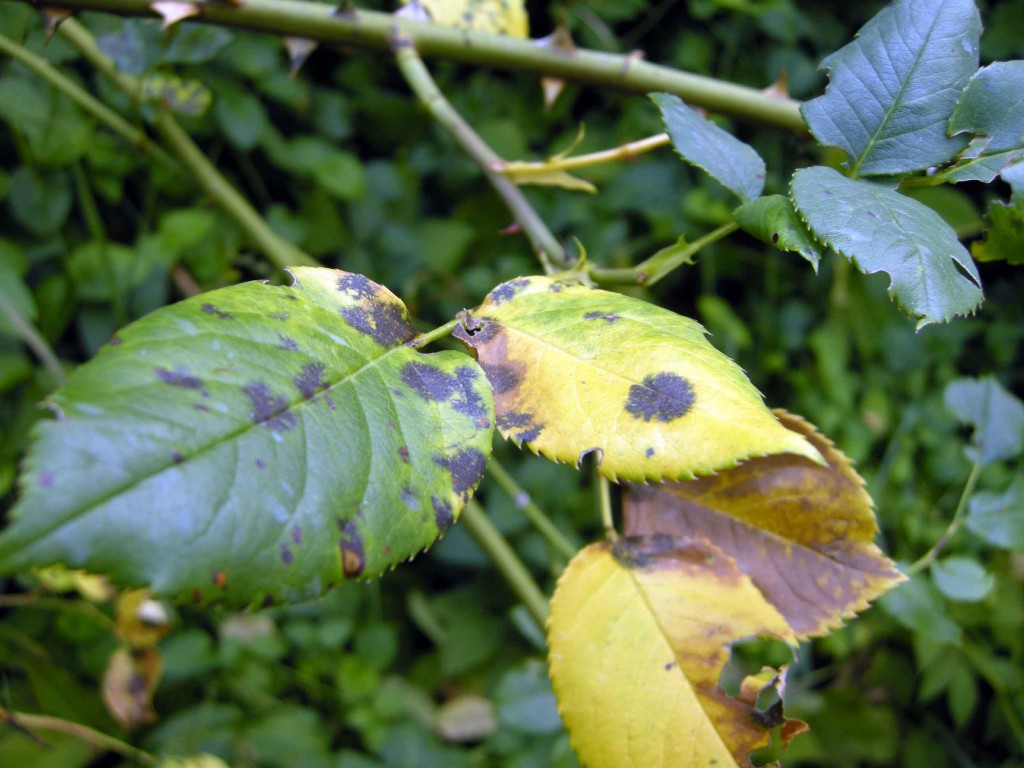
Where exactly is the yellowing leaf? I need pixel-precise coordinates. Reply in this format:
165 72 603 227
453 276 822 481
115 589 172 648
548 539 803 768
401 0 529 37
499 162 597 193
34 565 114 601
624 411 905 638
102 646 163 730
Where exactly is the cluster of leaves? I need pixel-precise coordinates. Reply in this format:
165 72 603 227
1 0 1023 766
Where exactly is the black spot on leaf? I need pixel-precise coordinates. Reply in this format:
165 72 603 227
400 487 420 511
489 277 530 305
155 366 204 390
402 361 457 400
337 273 377 299
256 458 266 469
37 470 54 488
451 366 488 420
277 334 299 350
338 520 365 577
497 411 543 442
291 525 302 544
625 373 696 423
341 303 415 348
432 496 454 532
172 451 185 464
398 446 410 463
281 544 294 565
771 232 780 244
645 447 655 458
434 448 487 500
243 381 297 431
583 311 620 322
481 362 520 394
293 361 328 399
201 303 232 319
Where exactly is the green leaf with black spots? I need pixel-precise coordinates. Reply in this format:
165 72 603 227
944 375 1024 465
791 166 983 328
0 268 494 606
971 200 1024 265
452 276 821 482
801 0 980 176
733 194 821 270
948 61 1024 154
652 93 765 203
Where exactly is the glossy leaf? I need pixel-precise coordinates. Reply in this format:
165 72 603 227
624 411 904 638
966 476 1024 550
948 61 1024 153
801 0 980 176
652 93 765 202
548 539 804 768
791 166 983 327
933 147 1024 185
0 268 493 606
733 194 821 270
944 376 1024 465
401 0 528 37
453 276 821 482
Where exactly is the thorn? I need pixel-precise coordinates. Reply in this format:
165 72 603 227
332 0 359 19
762 68 790 100
41 7 73 40
498 222 522 236
534 23 576 55
395 0 431 23
151 1 200 29
541 77 565 110
282 36 318 76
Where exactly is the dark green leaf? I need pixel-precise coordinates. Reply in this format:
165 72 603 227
878 576 961 646
8 166 73 237
97 19 161 76
944 375 1024 465
966 476 1024 550
0 247 36 338
0 76 48 137
948 61 1024 153
733 194 821 270
214 87 268 151
312 150 366 202
930 557 994 602
161 24 234 65
0 269 494 606
791 166 982 327
651 93 765 202
802 0 980 176
971 200 1024 264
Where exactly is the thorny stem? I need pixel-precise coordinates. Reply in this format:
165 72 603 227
0 709 157 765
57 18 319 271
484 458 578 561
0 30 180 172
906 460 983 576
460 500 549 628
498 132 671 178
0 294 66 388
590 221 739 287
392 34 566 274
27 0 808 132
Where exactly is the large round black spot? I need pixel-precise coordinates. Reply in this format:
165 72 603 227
624 373 695 423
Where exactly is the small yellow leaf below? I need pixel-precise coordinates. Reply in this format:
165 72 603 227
401 0 529 38
453 276 823 482
548 539 803 768
499 162 597 193
624 410 906 638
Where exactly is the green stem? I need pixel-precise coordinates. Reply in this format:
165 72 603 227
57 18 318 271
499 132 671 177
598 475 616 539
459 500 549 627
484 458 578 561
0 29 179 172
906 460 983 576
591 221 739 287
29 0 807 132
0 293 66 388
392 35 565 274
0 709 156 765
407 318 459 349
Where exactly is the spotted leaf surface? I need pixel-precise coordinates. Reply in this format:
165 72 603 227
453 276 821 482
0 268 493 606
624 411 904 638
400 0 528 37
548 539 805 768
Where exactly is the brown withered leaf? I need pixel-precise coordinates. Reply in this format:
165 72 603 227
102 646 163 730
624 410 904 638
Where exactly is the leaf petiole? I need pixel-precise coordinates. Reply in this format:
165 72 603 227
906 459 983 575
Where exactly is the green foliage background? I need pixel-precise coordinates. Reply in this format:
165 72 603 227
1 0 1023 766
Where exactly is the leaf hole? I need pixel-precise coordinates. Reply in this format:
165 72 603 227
953 259 982 288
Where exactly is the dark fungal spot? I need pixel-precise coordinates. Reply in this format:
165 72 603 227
584 311 620 322
292 525 302 544
481 362 520 395
109 335 123 346
497 411 542 442
402 361 457 401
488 277 530 306
400 487 420 511
37 470 54 488
325 395 336 410
193 403 210 412
341 303 415 348
432 496 454 532
664 662 675 671
156 366 204 390
398 446 410 463
338 520 365 577
201 303 232 319
261 596 275 608
451 366 488 420
337 273 377 299
771 232 780 244
213 570 227 589
293 361 328 399
625 372 696 423
277 334 299 350
172 451 185 465
645 447 655 458
256 458 266 469
281 544 294 565
243 381 296 432
434 448 487 500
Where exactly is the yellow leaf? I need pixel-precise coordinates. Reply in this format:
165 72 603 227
401 0 529 38
102 646 163 730
34 565 114 601
115 589 172 648
453 276 822 481
499 162 597 193
548 539 803 768
158 757 231 768
624 410 905 638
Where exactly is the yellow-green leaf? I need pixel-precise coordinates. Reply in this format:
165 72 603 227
401 0 529 37
499 162 597 193
548 538 804 768
453 276 822 481
624 411 905 638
